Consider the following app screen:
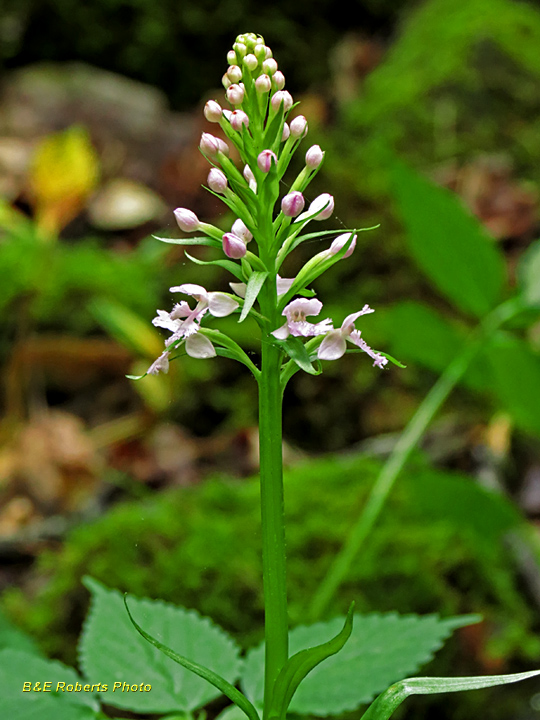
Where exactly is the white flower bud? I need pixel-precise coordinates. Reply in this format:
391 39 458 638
227 65 243 83
305 144 324 169
271 90 293 112
231 218 253 243
174 208 200 232
281 123 290 142
204 100 222 123
255 74 272 94
243 53 258 71
226 83 245 105
290 115 308 138
273 71 285 90
227 50 237 65
230 110 249 131
208 168 228 194
262 58 278 75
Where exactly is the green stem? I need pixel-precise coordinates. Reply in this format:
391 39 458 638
259 333 289 718
308 298 522 621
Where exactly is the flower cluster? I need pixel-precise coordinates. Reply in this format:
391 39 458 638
147 32 388 378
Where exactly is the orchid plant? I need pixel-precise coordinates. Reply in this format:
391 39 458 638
9 31 540 720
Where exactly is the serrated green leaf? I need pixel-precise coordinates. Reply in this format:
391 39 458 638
0 649 100 719
239 272 268 322
361 670 540 720
487 332 540 436
242 613 479 716
517 238 540 307
124 596 260 720
79 577 242 714
0 609 41 655
268 604 354 720
392 161 505 318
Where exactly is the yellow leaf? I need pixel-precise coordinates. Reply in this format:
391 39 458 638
29 125 100 235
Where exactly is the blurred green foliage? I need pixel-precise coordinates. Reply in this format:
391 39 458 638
3 452 537 670
0 0 406 109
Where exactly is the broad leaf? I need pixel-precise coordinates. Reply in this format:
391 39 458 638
0 609 41 656
361 670 540 720
242 612 478 716
124 596 260 720
392 161 505 318
487 332 540 437
79 577 242 714
0 649 100 720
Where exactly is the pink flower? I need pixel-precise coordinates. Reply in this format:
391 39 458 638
281 191 305 217
147 350 170 375
272 298 332 339
208 168 228 194
317 306 387 367
257 149 277 173
290 115 308 138
305 144 324 169
230 110 249 131
329 232 357 258
222 232 247 258
174 208 200 232
231 218 252 243
271 90 293 112
297 193 334 222
226 83 245 105
152 284 239 358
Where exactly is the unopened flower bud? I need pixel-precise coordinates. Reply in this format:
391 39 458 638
232 218 253 243
243 53 258 71
305 144 324 169
223 232 247 259
263 45 273 59
281 123 290 142
330 232 357 258
309 193 334 220
174 208 200 232
222 73 231 90
254 43 266 60
273 71 285 90
200 132 229 158
226 83 245 105
255 74 272 93
290 115 308 138
227 65 243 83
243 164 257 191
281 191 305 217
257 149 277 173
230 110 249 131
233 42 247 58
262 58 278 75
271 90 293 112
204 100 222 123
200 132 220 156
208 168 228 194
227 49 237 65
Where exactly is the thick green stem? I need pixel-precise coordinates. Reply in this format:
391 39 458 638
259 334 288 718
308 298 522 621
